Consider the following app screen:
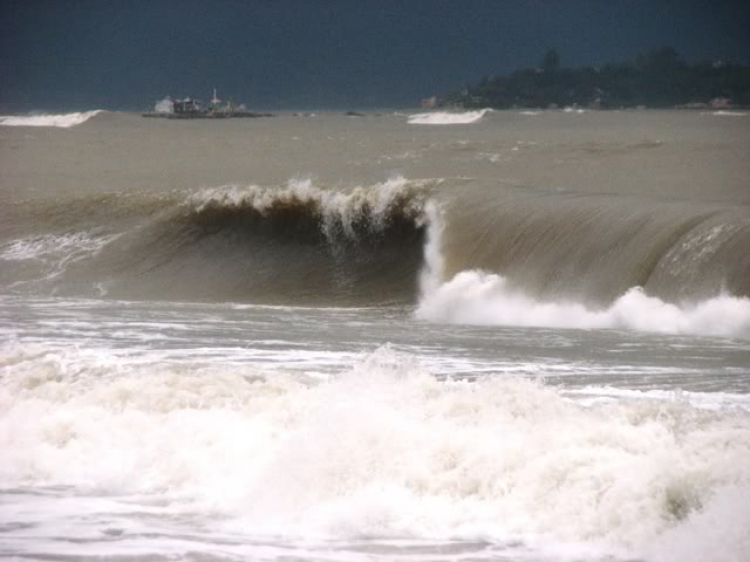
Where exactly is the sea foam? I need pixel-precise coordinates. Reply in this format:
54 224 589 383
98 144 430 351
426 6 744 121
0 110 103 128
417 270 750 339
1 343 749 561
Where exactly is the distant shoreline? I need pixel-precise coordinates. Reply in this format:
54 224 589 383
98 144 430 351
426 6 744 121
432 48 750 112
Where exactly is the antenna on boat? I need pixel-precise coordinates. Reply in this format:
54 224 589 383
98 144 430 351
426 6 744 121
212 88 220 105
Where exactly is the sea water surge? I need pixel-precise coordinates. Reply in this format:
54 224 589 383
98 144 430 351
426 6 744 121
1 109 749 561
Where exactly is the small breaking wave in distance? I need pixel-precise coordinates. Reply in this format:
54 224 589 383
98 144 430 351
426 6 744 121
154 97 174 114
408 109 491 125
0 110 105 128
707 110 747 117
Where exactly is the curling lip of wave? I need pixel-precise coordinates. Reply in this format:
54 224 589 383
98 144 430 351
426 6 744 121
408 109 491 125
417 270 750 339
0 110 104 128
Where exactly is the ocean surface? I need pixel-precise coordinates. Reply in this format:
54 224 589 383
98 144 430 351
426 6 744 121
1 108 749 561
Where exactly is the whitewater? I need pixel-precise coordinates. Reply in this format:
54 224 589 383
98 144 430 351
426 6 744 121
1 109 749 561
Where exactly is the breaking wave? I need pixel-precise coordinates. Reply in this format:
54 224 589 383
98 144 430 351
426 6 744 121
1 343 749 561
0 177 434 305
3 174 750 337
416 193 750 339
0 110 105 128
408 109 491 125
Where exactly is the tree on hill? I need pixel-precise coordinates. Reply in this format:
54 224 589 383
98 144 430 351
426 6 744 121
541 49 561 73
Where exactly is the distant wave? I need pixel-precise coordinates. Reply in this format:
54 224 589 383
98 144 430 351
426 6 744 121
0 110 104 128
408 109 491 125
709 110 747 117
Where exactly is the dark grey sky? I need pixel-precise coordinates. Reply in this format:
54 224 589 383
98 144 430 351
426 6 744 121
2 0 749 111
